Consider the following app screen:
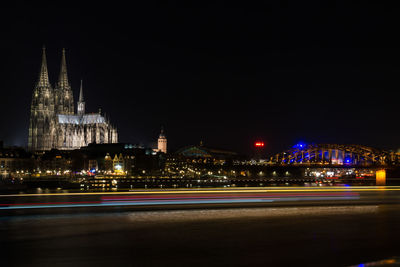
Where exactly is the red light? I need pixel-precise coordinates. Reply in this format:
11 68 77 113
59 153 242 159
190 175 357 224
254 141 265 148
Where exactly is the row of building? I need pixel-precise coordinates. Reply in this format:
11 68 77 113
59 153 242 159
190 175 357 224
1 138 241 179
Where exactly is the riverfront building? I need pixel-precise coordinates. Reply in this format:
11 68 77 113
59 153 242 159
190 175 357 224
28 47 118 152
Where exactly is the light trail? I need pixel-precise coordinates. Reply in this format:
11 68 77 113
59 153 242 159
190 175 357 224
0 191 360 210
0 199 276 210
0 186 399 197
100 192 359 201
0 197 358 210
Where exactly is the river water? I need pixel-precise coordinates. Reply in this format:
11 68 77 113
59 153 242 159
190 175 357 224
1 202 400 266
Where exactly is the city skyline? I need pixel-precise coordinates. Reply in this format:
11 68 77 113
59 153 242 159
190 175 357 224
3 4 400 267
1 3 400 155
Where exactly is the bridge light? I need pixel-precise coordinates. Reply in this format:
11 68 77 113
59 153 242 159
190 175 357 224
294 142 307 150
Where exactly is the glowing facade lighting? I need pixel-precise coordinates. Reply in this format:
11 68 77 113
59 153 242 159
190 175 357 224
376 169 386 186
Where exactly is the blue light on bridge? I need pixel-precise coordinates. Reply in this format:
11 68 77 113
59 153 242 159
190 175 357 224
294 142 307 150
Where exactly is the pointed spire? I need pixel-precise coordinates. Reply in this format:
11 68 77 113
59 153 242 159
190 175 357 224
79 80 84 102
77 79 85 116
159 126 166 138
37 46 50 87
57 48 70 88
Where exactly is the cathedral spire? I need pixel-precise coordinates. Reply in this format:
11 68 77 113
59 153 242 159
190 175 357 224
57 48 70 88
29 46 55 151
77 79 85 116
55 48 74 115
79 80 84 102
37 46 50 87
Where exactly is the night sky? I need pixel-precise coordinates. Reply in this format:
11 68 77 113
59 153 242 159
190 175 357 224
1 2 400 156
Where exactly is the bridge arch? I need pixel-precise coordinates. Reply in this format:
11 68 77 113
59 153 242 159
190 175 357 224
270 144 398 166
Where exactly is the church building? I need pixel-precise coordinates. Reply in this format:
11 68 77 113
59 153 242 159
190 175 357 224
28 47 118 151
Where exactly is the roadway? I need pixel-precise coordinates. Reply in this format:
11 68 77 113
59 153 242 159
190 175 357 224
1 186 400 266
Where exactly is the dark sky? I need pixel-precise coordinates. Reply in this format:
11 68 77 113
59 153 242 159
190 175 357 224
1 2 400 156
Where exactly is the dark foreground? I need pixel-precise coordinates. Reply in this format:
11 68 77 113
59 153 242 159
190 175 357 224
1 187 400 266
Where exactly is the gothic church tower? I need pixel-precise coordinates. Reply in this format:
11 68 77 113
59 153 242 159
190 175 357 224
28 47 56 151
77 80 85 116
54 48 74 115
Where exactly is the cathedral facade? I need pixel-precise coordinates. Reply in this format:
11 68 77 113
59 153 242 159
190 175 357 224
28 47 118 151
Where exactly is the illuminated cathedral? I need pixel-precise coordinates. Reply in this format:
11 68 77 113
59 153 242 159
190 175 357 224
28 47 118 151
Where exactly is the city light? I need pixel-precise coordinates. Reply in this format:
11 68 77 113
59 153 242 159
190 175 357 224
376 169 386 186
0 6 398 266
254 141 265 147
294 142 307 149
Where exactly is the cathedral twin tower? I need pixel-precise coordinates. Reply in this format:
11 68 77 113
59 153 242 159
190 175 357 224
28 47 118 151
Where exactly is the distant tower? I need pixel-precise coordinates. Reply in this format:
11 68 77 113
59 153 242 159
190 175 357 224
77 80 85 116
157 127 167 153
54 48 74 115
28 46 55 151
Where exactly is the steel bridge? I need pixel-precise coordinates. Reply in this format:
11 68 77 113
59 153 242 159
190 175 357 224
270 144 399 166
